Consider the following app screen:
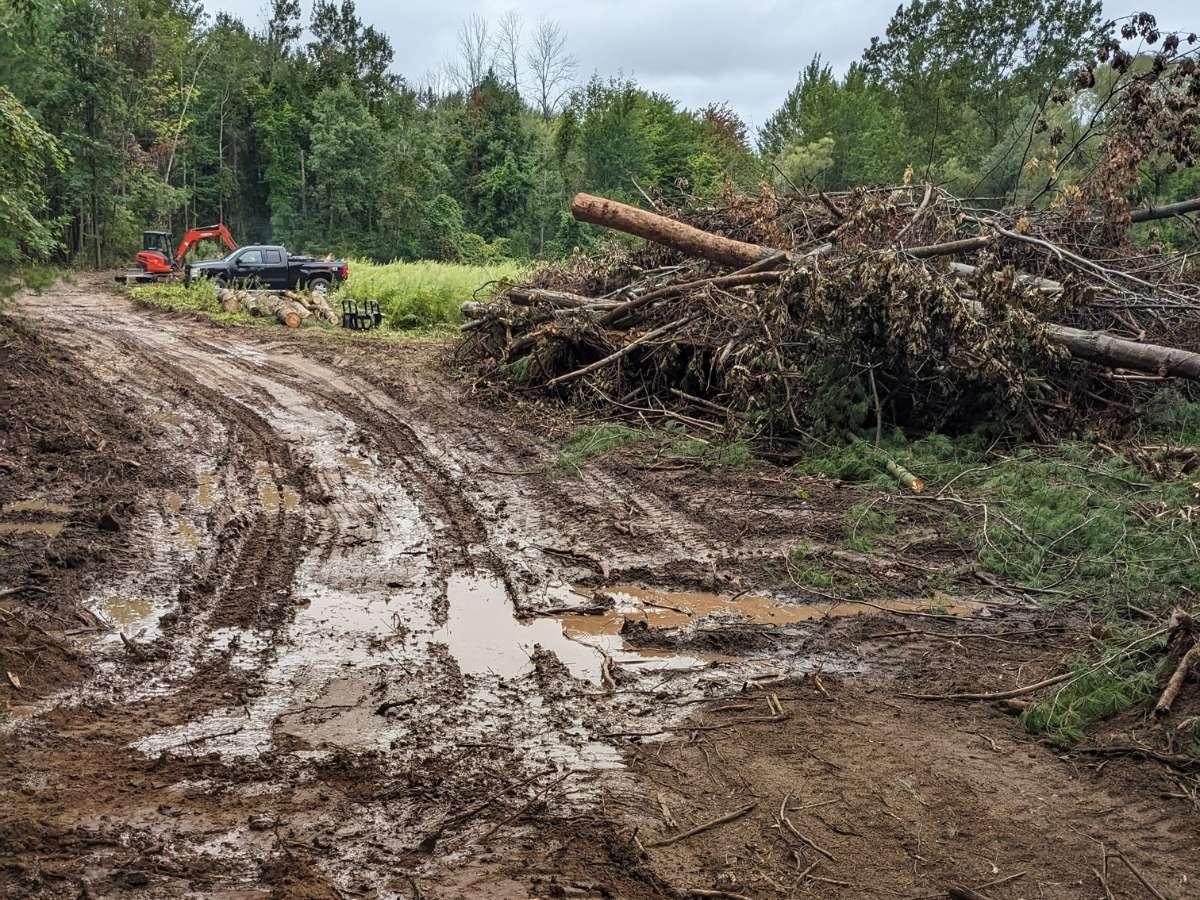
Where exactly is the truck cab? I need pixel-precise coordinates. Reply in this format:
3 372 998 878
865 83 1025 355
227 246 291 289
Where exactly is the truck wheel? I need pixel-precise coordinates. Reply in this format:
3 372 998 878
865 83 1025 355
308 277 331 295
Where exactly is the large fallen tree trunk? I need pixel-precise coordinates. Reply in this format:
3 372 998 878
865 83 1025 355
570 193 1200 382
572 193 1007 269
958 300 1200 379
571 192 777 268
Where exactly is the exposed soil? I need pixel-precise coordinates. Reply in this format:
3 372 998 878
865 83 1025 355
0 274 1196 899
0 310 176 696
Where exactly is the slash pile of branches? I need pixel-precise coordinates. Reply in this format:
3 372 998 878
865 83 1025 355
460 186 1200 444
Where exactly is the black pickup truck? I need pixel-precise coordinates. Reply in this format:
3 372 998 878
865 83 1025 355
184 245 348 292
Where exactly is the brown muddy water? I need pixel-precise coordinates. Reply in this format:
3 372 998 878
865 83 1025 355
0 498 73 537
436 576 720 682
0 521 67 537
2 499 73 515
584 584 980 629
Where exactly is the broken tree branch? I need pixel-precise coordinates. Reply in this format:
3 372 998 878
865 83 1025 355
644 802 757 849
1129 196 1200 223
544 313 700 387
1155 619 1200 717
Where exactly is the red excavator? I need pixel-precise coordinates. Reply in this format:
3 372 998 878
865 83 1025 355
116 223 238 283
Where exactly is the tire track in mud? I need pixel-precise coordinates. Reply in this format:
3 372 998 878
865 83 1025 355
175 332 518 617
348 365 737 587
15 287 840 897
11 318 321 723
0 301 357 896
103 336 314 640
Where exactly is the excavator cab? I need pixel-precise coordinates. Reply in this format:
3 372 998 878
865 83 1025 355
119 223 238 284
143 231 173 254
137 230 175 274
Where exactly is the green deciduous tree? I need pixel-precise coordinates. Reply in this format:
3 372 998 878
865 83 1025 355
308 82 383 251
0 86 66 268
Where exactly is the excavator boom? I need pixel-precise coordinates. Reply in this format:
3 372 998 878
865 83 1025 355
176 224 237 263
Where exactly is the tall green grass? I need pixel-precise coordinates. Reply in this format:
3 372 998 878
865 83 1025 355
129 280 254 324
334 259 527 330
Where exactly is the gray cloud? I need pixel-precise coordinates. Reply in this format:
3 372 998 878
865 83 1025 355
209 1 1196 131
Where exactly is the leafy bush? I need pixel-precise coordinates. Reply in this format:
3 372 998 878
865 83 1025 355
1144 394 1200 444
335 259 527 330
786 543 837 588
129 280 250 323
665 435 754 468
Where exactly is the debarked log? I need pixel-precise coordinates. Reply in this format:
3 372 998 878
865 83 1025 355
571 192 778 268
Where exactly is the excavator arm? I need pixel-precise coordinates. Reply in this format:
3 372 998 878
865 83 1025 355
175 224 237 264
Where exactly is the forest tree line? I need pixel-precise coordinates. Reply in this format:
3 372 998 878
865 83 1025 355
0 0 1197 273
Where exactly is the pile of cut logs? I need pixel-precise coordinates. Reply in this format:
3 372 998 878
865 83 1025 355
218 288 338 328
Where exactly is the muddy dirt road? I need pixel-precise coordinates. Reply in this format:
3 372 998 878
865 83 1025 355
2 276 1197 899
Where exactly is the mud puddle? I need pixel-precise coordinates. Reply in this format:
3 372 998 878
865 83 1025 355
583 584 980 629
256 461 300 511
97 595 155 628
0 498 72 537
0 521 66 537
436 576 717 682
2 499 73 515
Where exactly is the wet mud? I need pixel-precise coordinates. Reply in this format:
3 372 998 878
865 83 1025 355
1 275 1196 899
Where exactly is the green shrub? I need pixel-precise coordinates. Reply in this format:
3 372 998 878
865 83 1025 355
1144 394 1200 444
786 543 837 589
665 435 754 468
845 499 899 551
791 431 1200 606
129 280 251 323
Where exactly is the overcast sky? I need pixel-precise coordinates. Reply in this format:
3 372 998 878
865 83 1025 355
209 1 1195 132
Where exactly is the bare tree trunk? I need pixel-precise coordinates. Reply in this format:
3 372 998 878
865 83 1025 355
1039 318 1200 379
164 41 213 188
218 94 227 224
494 11 522 89
571 193 775 268
300 149 307 218
1129 196 1200 223
526 17 576 120
91 162 101 269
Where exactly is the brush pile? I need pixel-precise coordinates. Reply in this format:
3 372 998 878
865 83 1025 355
460 187 1200 443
